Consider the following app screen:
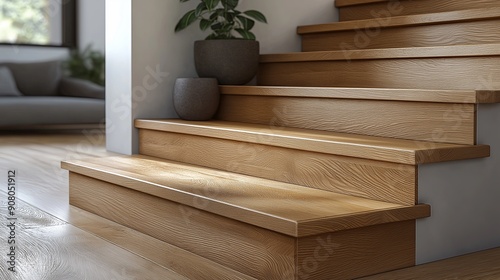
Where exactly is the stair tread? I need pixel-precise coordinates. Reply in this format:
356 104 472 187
135 119 489 165
62 154 430 237
298 8 500 34
260 44 500 63
220 86 500 104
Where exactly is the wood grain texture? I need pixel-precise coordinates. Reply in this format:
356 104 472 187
0 132 113 220
67 206 256 280
258 56 500 91
298 221 416 280
301 17 500 51
135 119 490 165
260 44 500 63
69 173 297 280
139 129 417 205
0 199 186 280
220 86 500 104
338 0 500 21
299 8 500 34
359 247 500 280
217 94 476 145
63 156 429 236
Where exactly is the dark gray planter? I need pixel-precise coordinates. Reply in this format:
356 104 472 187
194 40 260 85
173 78 220 121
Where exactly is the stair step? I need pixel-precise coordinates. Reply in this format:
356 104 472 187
258 44 500 90
136 119 489 165
299 8 500 51
336 0 500 21
62 155 429 237
218 86 500 145
219 85 500 104
63 155 429 279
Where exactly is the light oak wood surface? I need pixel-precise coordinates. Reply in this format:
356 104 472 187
259 56 500 90
70 173 297 280
337 0 500 21
140 129 417 205
359 247 500 279
135 119 489 165
301 10 500 51
220 86 500 104
260 44 500 63
63 155 430 237
217 93 476 145
300 8 500 34
298 221 416 279
0 197 186 279
67 206 257 280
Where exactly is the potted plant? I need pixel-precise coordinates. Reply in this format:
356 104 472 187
175 0 267 85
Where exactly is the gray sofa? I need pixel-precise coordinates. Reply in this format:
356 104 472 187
0 60 105 128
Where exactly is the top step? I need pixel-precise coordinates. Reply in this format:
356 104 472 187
336 0 500 21
62 155 431 237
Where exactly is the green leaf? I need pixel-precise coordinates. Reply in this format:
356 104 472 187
235 29 256 40
236 15 254 30
244 10 267 23
195 2 207 16
175 10 197 32
211 22 223 31
222 0 238 9
200 19 212 31
203 0 220 10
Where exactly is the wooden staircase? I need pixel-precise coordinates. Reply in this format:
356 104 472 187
62 1 500 279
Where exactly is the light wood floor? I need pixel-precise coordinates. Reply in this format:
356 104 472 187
0 131 186 279
0 131 499 279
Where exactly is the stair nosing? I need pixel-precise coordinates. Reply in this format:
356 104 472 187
135 119 490 165
62 155 430 237
220 86 500 104
260 44 500 63
298 8 500 35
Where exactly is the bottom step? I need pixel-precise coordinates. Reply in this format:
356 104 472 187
62 155 430 279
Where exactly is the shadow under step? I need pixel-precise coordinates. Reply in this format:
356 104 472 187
336 0 500 21
62 155 430 279
299 8 500 51
258 44 500 90
218 86 500 145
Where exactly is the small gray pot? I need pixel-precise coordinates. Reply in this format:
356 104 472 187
173 78 220 121
194 40 260 85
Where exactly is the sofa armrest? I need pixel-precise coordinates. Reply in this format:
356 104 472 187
59 77 105 99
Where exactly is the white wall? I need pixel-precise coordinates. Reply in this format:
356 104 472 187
417 103 500 264
0 0 105 62
78 0 105 52
106 0 203 154
240 0 338 53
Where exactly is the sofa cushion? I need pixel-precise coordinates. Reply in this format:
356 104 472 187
0 66 22 96
6 61 61 96
59 77 105 99
0 96 105 127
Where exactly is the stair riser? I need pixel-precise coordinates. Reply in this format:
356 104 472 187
139 129 417 205
69 173 295 280
297 221 415 279
258 57 500 90
338 0 500 21
302 19 500 51
70 172 417 280
217 94 476 145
